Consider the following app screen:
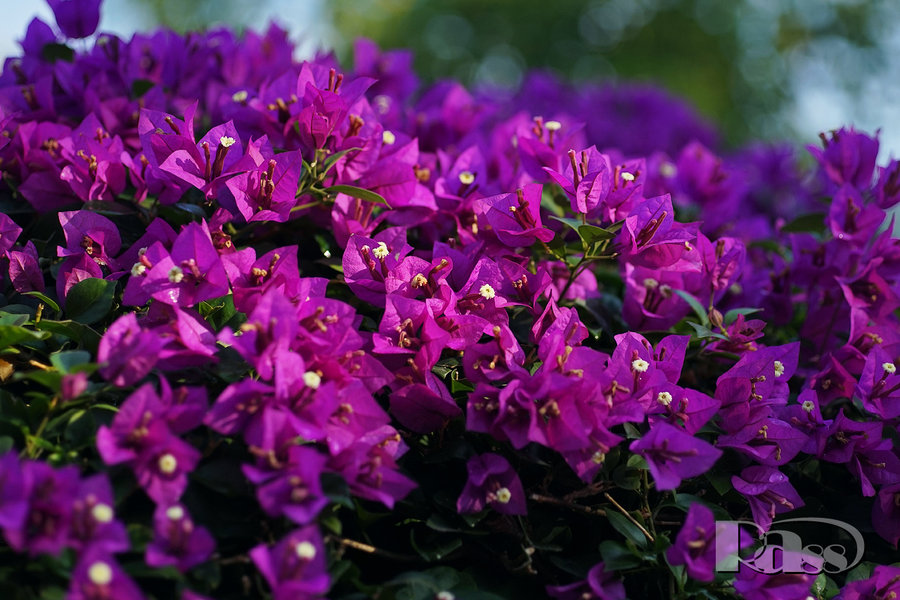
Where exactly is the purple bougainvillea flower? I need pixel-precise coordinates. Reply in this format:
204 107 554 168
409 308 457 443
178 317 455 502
243 445 329 526
250 526 329 600
477 183 554 248
0 213 22 256
544 145 612 217
731 466 804 532
733 556 814 600
8 241 45 293
97 313 165 386
48 0 101 39
0 452 31 535
666 503 721 582
808 127 879 191
872 483 900 548
68 474 129 554
146 503 215 572
457 453 527 515
546 562 626 600
629 422 722 490
836 565 900 600
68 550 145 600
646 382 720 435
5 461 79 556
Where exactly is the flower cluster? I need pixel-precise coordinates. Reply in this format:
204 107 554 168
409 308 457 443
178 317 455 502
1 1 900 599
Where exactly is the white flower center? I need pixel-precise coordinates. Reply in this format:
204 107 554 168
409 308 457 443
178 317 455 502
632 358 650 373
303 371 321 390
591 451 605 464
382 130 396 145
411 273 428 288
91 503 114 523
166 505 185 521
167 266 184 284
773 360 785 377
544 120 562 131
479 284 496 300
495 487 512 504
656 391 673 406
88 562 113 586
801 400 815 413
295 541 317 560
883 362 897 375
621 171 635 181
458 171 475 185
374 95 391 114
232 90 248 102
131 263 146 277
659 162 677 177
643 278 659 289
158 453 178 475
219 136 235 148
372 241 389 259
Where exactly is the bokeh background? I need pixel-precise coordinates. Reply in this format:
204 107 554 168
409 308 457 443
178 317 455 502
2 0 898 155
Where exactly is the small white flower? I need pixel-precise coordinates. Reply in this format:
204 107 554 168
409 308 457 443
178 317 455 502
643 278 659 289
303 371 321 390
884 362 897 375
632 358 650 373
88 562 113 586
621 171 635 181
656 391 673 406
167 266 184 284
131 263 146 277
495 487 512 504
544 120 562 131
158 453 178 475
372 241 390 259
458 171 475 185
801 400 815 413
591 451 605 464
479 284 496 300
165 505 185 521
374 95 391 114
773 360 785 377
411 273 428 288
219 136 236 148
232 90 248 102
91 503 114 523
382 130 396 145
295 541 317 560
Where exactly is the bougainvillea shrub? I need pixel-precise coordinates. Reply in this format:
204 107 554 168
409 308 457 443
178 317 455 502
2 1 900 599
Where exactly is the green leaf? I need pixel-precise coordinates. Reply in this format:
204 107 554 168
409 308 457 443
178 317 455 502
0 325 49 350
198 295 239 331
33 320 102 352
723 307 762 325
686 321 729 341
598 540 642 570
41 43 74 62
130 79 155 98
409 529 463 562
781 212 826 233
579 220 623 244
606 510 648 547
49 350 92 374
324 185 391 208
23 291 61 314
673 290 709 325
321 147 363 174
65 278 116 325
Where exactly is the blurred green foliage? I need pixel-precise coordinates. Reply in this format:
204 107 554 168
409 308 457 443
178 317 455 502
129 0 897 150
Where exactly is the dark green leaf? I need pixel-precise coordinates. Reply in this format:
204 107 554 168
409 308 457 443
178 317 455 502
0 325 49 350
686 321 729 341
673 290 709 325
598 540 642 570
325 185 391 208
723 307 763 325
606 510 648 547
41 43 74 62
65 278 116 325
781 212 826 233
130 79 155 98
49 350 92 374
23 292 60 314
33 320 102 352
321 147 363 174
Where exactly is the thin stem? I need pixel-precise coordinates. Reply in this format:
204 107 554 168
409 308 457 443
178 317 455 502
604 492 655 543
